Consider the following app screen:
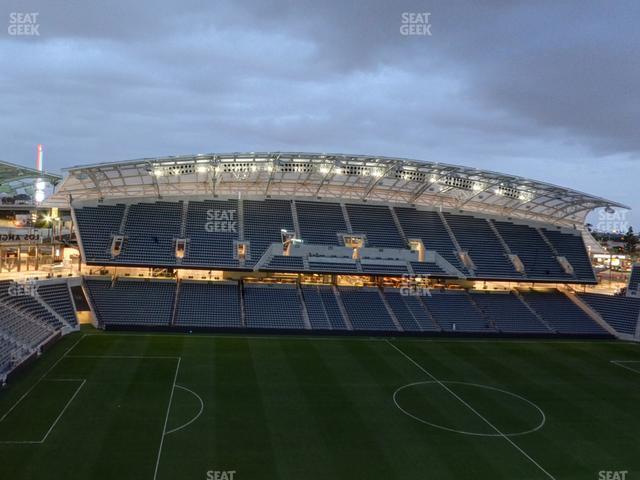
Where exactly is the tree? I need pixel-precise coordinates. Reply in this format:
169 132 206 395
622 226 638 254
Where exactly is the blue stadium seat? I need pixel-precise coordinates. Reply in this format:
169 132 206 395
470 292 549 333
86 278 175 326
175 282 241 328
296 201 347 245
422 291 494 332
244 200 295 267
520 289 605 334
339 287 398 331
243 284 305 329
578 293 640 335
346 204 405 248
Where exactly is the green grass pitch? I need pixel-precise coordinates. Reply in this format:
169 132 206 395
1 328 640 479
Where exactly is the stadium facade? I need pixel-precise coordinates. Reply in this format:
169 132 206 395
2 152 639 382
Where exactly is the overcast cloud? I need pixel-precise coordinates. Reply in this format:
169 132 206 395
0 0 638 229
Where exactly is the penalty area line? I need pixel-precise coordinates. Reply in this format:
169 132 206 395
610 360 640 375
0 333 87 423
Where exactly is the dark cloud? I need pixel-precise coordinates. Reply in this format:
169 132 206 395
0 0 637 228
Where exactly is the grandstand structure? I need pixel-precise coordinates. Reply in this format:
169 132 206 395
0 158 61 198
628 264 640 297
2 151 639 379
0 278 78 382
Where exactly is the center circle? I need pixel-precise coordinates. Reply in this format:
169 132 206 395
393 381 546 437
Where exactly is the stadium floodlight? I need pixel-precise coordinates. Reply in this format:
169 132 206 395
196 165 208 174
34 190 45 203
319 165 331 175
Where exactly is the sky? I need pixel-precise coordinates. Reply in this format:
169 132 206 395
0 0 638 230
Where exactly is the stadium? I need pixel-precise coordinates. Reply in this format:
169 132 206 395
0 150 639 479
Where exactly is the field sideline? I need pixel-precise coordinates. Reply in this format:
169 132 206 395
1 329 639 480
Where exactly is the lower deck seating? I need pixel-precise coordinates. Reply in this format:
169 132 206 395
244 284 305 329
301 285 348 330
0 280 62 330
37 283 77 326
470 292 549 333
384 289 439 331
86 278 176 326
0 337 30 377
0 337 18 376
338 287 397 331
578 293 640 335
520 290 605 334
422 291 494 332
0 304 52 348
0 279 76 379
628 264 640 296
79 277 613 337
175 282 241 328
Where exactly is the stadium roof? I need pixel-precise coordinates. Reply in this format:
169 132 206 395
48 152 629 227
0 159 61 195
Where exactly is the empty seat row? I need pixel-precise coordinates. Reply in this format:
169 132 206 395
578 293 640 335
74 200 597 282
519 289 605 334
83 276 613 337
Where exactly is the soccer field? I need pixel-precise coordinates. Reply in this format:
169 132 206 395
1 330 639 480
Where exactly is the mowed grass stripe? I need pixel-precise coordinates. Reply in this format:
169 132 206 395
156 338 282 480
252 339 346 480
3 333 640 480
385 340 556 479
396 339 640 479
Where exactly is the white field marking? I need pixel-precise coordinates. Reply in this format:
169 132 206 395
153 356 182 480
386 340 556 480
0 378 86 444
38 379 86 443
165 384 204 435
79 331 624 345
0 333 87 423
610 360 640 375
51 352 183 480
393 380 546 437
